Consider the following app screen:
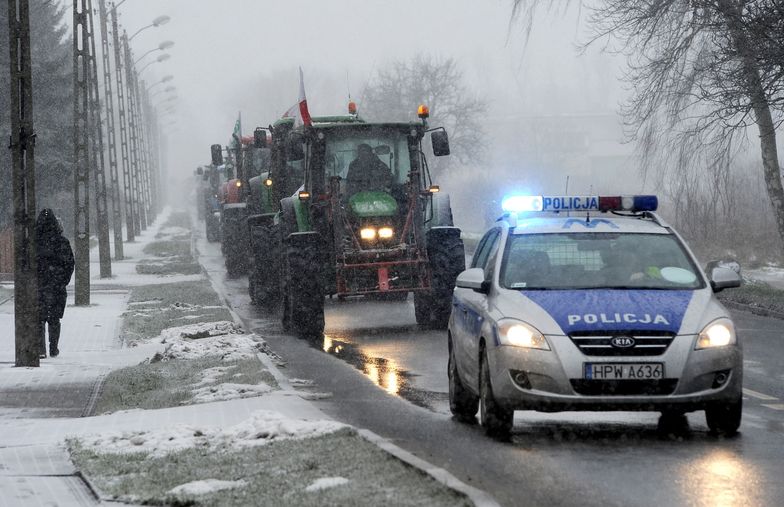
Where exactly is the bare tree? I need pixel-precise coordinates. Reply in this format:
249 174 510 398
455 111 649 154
361 55 487 170
513 1 784 256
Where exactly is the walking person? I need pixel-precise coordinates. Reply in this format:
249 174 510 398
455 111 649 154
36 209 74 358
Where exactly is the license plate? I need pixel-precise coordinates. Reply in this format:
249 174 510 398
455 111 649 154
585 363 664 380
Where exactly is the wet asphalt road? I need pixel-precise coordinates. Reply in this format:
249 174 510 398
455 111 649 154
199 238 784 507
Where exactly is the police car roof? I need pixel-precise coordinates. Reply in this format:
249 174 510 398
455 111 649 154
507 214 671 235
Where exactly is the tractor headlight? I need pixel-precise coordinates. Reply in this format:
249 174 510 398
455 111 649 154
378 226 394 239
696 318 736 349
360 227 377 241
496 319 549 350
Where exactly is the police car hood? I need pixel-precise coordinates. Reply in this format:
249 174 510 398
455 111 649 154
497 288 724 336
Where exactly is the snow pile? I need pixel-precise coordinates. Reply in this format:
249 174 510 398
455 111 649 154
305 477 350 492
157 226 190 238
168 479 246 496
159 321 243 342
189 382 272 404
195 366 237 386
155 333 265 362
78 410 348 458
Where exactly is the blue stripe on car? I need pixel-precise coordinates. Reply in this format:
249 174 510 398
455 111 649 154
520 289 693 334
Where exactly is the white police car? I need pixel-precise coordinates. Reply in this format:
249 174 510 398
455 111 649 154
448 195 743 436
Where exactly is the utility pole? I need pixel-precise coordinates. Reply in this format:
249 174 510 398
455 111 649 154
8 0 40 367
86 0 112 278
73 0 92 305
112 6 134 242
122 32 143 236
98 0 123 260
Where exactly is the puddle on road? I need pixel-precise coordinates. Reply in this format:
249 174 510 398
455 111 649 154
308 334 448 412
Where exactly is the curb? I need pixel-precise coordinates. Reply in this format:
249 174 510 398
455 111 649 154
358 429 501 507
196 234 500 507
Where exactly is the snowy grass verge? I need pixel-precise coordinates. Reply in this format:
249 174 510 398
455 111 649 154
69 415 470 507
718 278 784 317
121 280 232 346
94 355 278 414
137 210 200 275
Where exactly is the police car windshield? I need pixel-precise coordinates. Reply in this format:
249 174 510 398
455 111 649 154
500 233 704 290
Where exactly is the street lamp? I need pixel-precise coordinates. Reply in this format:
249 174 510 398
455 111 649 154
138 53 170 74
129 15 170 41
134 40 175 65
154 95 178 108
150 85 176 98
147 74 174 91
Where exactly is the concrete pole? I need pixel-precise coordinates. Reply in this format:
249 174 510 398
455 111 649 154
86 0 112 278
97 0 124 260
122 32 143 236
111 6 135 242
8 0 40 366
73 0 92 305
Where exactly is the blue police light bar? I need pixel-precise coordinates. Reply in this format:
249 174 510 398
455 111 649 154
502 195 658 214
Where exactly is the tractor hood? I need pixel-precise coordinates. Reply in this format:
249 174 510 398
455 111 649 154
349 191 398 218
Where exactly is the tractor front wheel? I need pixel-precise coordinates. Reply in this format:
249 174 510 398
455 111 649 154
283 232 325 338
416 228 465 329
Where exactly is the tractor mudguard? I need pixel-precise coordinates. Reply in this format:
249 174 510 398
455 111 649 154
426 225 462 251
286 230 321 250
247 213 276 229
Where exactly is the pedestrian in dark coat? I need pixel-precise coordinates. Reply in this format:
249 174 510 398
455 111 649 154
36 209 74 358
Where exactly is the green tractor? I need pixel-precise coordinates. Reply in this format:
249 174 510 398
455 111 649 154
245 123 300 306
266 107 464 336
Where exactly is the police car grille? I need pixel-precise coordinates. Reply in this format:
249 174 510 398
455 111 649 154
569 333 675 356
570 379 678 396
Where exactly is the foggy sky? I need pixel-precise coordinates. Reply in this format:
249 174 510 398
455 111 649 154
114 1 626 176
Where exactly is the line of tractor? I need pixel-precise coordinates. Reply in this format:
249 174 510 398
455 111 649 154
196 104 465 337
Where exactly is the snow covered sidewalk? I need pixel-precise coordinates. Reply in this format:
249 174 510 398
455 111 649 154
0 208 488 506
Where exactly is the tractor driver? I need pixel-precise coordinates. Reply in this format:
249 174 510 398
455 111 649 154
345 143 392 197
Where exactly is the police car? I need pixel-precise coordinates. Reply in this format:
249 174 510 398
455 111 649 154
448 195 743 436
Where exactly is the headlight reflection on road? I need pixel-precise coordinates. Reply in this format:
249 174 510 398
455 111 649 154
362 358 401 396
318 335 404 397
682 450 761 507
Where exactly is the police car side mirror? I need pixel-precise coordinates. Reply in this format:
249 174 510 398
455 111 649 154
709 266 741 293
456 268 489 294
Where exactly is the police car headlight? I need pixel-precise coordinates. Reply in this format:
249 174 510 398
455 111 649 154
696 318 736 350
497 319 549 350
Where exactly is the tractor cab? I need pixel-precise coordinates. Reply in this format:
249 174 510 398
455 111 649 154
274 106 464 336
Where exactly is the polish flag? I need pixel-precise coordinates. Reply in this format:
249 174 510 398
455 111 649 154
283 67 313 127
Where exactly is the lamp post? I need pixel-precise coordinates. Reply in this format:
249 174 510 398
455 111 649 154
138 53 170 74
128 14 170 41
150 85 176 98
97 0 124 260
119 13 171 232
133 40 174 65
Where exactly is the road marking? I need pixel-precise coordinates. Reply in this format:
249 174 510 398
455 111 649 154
743 388 778 401
762 404 784 411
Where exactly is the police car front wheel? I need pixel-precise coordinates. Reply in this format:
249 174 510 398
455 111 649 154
448 344 478 422
705 396 742 436
479 351 514 437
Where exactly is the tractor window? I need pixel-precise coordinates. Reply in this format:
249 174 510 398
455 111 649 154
324 129 411 187
249 148 270 179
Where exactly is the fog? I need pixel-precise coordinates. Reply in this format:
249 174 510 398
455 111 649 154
117 0 638 231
